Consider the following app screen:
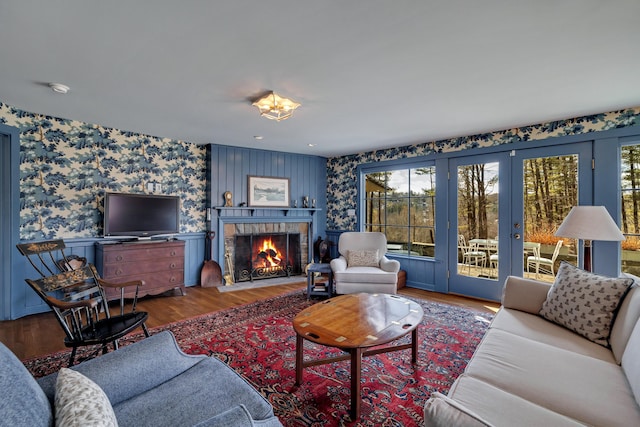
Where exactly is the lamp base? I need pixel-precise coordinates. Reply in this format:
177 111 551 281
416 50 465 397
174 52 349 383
583 246 591 272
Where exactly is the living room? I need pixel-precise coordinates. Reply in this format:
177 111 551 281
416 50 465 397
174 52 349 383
1 2 640 426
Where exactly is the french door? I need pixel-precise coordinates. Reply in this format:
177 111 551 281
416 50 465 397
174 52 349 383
448 143 592 301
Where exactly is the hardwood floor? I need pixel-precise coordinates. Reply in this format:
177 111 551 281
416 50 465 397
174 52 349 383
0 282 499 360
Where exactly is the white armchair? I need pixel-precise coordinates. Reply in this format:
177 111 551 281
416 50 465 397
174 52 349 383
330 232 400 294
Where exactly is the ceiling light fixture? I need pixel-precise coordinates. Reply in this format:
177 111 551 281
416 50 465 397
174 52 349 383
48 83 70 94
252 91 300 122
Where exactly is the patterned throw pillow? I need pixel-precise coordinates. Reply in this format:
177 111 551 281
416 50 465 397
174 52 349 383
539 262 633 347
55 368 118 427
347 249 379 267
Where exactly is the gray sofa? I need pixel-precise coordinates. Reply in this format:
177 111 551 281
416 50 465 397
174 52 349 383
424 270 640 426
1 330 283 427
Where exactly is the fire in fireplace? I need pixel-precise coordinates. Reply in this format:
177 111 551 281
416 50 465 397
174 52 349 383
234 233 301 282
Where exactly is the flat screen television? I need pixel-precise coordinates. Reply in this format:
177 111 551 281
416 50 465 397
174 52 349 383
103 192 180 238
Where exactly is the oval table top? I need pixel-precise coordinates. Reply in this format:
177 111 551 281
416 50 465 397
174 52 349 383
293 293 424 349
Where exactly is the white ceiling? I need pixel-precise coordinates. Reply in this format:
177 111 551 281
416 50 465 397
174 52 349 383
1 1 639 157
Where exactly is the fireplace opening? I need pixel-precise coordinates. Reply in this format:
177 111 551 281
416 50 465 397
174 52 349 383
234 233 302 282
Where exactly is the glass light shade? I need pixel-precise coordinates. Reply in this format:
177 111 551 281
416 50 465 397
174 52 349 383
252 92 300 121
555 206 625 241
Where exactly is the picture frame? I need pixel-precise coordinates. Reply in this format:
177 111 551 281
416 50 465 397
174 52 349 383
247 176 291 207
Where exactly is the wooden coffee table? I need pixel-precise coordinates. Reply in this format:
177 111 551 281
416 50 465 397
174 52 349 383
293 293 424 419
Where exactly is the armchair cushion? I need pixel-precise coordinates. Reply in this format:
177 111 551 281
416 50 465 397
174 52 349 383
347 249 379 267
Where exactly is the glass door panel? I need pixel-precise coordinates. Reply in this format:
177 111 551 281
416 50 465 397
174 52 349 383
449 153 509 301
512 142 591 282
621 143 640 275
522 155 579 282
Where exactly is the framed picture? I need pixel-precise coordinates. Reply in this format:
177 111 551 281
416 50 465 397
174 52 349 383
247 176 291 207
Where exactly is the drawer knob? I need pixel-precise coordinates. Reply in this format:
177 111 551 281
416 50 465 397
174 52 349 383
170 263 176 269
115 269 123 276
170 276 176 283
115 255 123 262
170 251 177 256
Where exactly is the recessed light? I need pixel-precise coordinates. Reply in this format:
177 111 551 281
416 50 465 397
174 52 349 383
308 144 316 147
49 83 70 94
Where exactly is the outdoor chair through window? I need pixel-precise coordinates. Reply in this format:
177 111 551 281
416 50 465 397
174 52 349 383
458 235 487 274
527 240 563 279
17 239 150 366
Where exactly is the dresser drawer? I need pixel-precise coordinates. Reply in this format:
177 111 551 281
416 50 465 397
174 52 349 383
101 243 184 264
102 258 184 277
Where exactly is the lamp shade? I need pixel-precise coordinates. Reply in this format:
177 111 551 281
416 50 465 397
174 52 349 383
555 206 625 241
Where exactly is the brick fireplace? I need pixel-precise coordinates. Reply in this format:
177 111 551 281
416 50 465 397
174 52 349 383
222 222 309 283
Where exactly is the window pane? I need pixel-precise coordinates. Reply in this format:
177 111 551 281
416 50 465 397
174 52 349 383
364 165 435 258
621 144 640 275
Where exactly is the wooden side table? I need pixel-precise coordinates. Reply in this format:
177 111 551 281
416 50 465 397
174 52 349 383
306 263 333 299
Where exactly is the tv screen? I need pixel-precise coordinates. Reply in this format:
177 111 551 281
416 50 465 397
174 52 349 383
103 192 180 238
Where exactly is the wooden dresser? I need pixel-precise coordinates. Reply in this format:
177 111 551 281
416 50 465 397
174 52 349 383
95 240 185 300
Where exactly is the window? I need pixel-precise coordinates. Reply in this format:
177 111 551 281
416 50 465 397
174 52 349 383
621 143 640 275
363 166 435 257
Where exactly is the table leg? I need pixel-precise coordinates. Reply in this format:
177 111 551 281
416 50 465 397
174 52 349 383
295 334 304 386
350 347 363 419
411 328 418 363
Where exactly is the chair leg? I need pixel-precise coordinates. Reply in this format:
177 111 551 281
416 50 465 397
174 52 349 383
142 323 150 337
68 347 78 367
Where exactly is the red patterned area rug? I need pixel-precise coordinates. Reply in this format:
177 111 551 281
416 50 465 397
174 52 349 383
23 290 493 426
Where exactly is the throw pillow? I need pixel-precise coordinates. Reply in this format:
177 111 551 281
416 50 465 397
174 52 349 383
539 261 633 347
347 249 379 267
424 392 492 427
55 368 118 427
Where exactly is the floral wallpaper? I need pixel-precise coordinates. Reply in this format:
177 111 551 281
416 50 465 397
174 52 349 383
0 102 207 240
326 107 640 230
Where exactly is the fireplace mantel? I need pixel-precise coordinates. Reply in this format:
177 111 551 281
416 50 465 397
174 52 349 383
213 207 320 217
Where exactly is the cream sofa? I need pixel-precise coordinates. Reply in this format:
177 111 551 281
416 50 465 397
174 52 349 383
425 267 640 426
330 232 400 294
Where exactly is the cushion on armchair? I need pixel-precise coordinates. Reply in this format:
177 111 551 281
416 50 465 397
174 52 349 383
347 249 379 267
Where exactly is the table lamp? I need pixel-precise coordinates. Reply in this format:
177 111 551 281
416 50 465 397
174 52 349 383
555 206 625 271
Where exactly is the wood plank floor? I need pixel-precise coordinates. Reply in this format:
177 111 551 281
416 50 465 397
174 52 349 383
0 282 500 360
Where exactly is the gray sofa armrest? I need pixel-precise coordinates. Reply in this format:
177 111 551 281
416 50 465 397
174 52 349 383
330 256 347 272
501 276 551 314
38 331 206 406
379 256 400 273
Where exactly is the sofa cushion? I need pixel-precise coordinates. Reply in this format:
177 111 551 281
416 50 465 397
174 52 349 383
539 262 633 347
622 319 640 407
55 368 118 427
447 375 585 427
490 308 615 362
0 341 53 427
347 249 379 267
464 328 640 426
424 392 492 427
38 331 206 406
113 356 276 427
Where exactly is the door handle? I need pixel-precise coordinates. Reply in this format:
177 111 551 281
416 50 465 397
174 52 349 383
514 233 521 240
